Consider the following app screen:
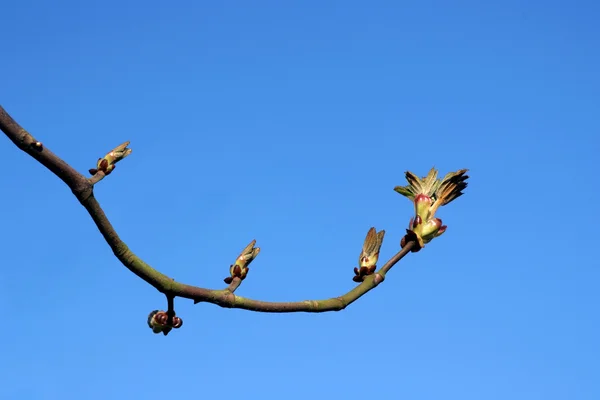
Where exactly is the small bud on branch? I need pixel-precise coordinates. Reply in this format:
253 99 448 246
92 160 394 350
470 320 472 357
89 141 132 176
30 141 43 151
353 227 385 282
224 240 260 284
147 310 183 336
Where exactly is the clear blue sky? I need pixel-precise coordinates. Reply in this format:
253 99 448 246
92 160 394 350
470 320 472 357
1 1 598 399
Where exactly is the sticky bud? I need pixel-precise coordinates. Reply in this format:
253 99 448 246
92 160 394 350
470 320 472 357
147 310 183 335
354 228 385 282
224 240 260 283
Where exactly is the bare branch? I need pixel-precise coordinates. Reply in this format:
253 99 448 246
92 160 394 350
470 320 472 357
0 104 431 327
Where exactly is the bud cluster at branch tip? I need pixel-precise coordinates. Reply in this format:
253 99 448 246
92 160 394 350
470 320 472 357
394 168 468 252
89 141 132 176
224 240 261 284
147 310 183 336
353 227 385 282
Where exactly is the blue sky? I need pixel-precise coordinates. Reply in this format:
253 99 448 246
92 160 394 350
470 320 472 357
1 1 598 399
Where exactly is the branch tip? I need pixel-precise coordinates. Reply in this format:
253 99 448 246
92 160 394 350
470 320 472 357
396 168 468 250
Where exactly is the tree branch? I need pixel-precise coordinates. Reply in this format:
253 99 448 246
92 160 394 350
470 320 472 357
0 105 417 319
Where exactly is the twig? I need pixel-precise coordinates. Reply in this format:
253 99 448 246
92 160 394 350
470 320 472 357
0 105 415 314
225 277 243 294
88 171 106 185
166 294 175 324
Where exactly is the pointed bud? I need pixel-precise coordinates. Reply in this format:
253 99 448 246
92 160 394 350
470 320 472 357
225 240 260 282
105 141 132 164
354 228 385 282
90 141 132 176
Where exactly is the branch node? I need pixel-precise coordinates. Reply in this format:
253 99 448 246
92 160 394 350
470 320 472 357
373 273 385 285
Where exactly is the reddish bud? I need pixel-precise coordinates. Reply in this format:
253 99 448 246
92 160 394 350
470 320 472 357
154 311 169 325
414 194 431 204
413 215 422 228
172 317 183 328
436 225 447 237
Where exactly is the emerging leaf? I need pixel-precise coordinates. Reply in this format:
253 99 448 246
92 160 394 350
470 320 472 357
397 167 468 251
89 141 132 176
354 227 385 282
